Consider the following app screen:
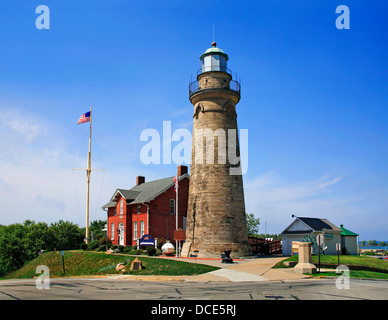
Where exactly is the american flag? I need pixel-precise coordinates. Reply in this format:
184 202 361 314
174 175 179 193
77 111 91 124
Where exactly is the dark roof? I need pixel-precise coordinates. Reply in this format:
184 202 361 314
127 176 178 204
281 230 312 235
281 216 342 235
101 201 116 209
101 173 189 209
117 189 141 201
297 217 342 232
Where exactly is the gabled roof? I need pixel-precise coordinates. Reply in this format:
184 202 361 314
101 173 189 209
281 216 342 235
298 217 341 232
112 189 141 202
101 201 116 209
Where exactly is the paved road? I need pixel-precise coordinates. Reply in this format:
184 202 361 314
1 277 388 300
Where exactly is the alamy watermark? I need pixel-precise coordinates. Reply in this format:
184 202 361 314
335 265 350 290
140 121 248 175
33 5 349 31
35 265 50 289
35 5 50 30
336 5 350 30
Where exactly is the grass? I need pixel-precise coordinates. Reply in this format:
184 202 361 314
3 251 219 279
309 270 388 279
275 255 388 279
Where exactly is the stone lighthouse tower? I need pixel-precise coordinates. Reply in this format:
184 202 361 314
181 42 251 258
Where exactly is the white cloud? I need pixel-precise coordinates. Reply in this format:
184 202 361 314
244 171 387 240
244 171 346 234
316 175 343 189
0 108 42 142
0 107 80 224
0 106 154 227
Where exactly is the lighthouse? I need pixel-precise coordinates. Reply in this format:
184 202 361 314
181 42 251 258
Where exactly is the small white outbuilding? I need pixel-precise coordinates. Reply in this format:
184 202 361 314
281 216 344 256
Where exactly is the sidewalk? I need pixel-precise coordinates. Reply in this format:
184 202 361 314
144 256 312 282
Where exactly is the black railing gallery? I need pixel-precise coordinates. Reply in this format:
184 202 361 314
189 66 241 96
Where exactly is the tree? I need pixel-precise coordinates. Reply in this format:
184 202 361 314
0 220 54 276
0 223 28 276
49 220 84 250
246 213 260 236
89 220 107 242
0 219 85 277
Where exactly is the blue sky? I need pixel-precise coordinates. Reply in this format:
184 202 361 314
0 0 387 240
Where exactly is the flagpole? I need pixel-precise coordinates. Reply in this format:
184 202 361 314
85 106 92 245
175 167 179 257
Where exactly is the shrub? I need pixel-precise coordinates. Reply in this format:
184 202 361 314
89 240 99 251
122 246 132 254
146 246 156 256
80 242 88 250
98 245 107 252
98 236 111 246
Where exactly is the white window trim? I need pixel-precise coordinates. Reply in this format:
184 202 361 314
140 220 145 237
120 200 124 215
110 223 115 240
133 221 138 240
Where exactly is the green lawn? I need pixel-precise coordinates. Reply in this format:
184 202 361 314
309 270 388 279
275 255 388 279
3 251 219 279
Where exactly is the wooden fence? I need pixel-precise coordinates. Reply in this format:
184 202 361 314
248 236 282 255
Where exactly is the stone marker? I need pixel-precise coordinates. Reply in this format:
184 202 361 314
130 257 143 271
294 242 317 274
116 263 126 272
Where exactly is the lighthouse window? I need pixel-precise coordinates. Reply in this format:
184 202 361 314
203 56 211 72
211 55 220 71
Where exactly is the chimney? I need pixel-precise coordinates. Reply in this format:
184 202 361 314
136 176 145 186
178 165 188 177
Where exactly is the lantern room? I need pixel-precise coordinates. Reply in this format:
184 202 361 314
199 42 229 74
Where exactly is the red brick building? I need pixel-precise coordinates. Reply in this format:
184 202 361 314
102 166 189 246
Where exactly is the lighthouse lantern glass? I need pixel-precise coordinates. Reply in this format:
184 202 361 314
201 53 227 73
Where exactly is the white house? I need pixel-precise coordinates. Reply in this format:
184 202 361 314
281 216 343 256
